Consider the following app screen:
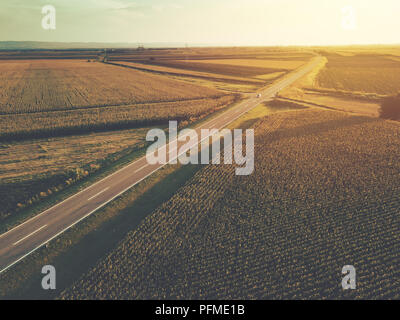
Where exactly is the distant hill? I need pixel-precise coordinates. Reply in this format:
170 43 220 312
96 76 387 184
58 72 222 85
0 41 193 50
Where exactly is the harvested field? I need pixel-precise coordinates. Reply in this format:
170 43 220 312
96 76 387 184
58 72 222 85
60 108 400 299
0 95 239 141
108 47 314 63
290 94 380 117
316 54 400 95
107 61 266 85
185 59 305 70
0 60 224 114
0 128 150 221
136 59 288 78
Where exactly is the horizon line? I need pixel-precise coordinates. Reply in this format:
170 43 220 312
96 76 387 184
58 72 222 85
1 40 400 49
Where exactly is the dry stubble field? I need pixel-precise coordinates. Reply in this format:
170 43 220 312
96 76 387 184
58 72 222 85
0 59 224 114
108 47 313 92
280 49 400 118
316 53 400 95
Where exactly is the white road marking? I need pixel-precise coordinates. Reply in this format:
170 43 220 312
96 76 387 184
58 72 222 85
13 225 47 246
134 164 148 173
87 187 110 201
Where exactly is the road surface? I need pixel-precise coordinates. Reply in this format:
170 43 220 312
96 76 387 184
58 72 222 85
0 56 323 274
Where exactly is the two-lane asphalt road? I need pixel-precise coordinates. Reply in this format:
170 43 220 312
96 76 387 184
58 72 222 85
0 56 323 274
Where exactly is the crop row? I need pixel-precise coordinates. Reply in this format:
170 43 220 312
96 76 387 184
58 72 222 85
0 60 223 114
316 54 400 95
138 59 288 78
0 95 239 141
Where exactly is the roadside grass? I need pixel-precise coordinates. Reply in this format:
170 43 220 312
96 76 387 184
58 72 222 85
284 94 381 118
227 99 309 130
278 55 327 99
277 54 383 118
168 75 261 94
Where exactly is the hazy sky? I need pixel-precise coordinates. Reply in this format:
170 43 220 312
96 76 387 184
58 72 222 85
1 0 400 45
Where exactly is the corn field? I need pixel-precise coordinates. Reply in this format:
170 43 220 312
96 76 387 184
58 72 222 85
317 54 400 95
60 108 400 299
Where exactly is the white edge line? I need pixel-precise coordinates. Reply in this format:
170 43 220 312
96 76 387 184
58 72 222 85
0 58 321 274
